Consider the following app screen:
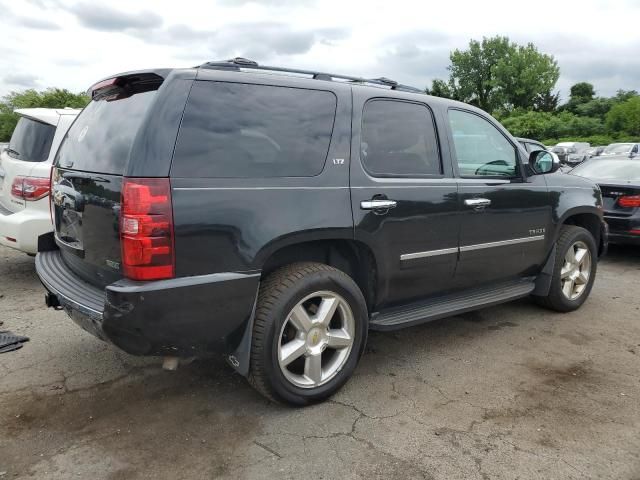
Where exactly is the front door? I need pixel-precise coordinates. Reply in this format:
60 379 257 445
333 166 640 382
446 108 551 288
350 94 459 309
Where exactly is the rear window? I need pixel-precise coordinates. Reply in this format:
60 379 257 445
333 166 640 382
172 81 337 178
55 90 156 175
8 117 56 162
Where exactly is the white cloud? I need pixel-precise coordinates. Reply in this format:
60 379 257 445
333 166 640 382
0 0 638 98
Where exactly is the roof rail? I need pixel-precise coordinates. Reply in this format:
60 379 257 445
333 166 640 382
199 58 423 94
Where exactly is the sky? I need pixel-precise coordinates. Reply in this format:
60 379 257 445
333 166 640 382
0 0 639 100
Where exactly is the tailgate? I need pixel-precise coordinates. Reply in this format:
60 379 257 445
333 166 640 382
51 73 163 288
52 167 123 287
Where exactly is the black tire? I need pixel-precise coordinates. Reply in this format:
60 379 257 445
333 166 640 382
248 262 368 406
534 225 597 312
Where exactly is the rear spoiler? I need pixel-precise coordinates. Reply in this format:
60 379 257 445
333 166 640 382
88 69 172 101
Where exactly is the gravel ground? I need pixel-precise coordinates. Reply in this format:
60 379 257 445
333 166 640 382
0 244 639 479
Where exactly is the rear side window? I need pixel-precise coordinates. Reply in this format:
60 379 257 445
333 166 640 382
55 90 156 175
361 100 441 176
172 81 337 178
8 117 56 162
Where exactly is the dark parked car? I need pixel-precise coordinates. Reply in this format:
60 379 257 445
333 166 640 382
570 157 640 245
552 142 591 167
35 59 608 405
517 137 547 153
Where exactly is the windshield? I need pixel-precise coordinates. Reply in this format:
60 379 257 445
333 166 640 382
571 160 640 181
8 117 56 162
55 90 156 175
603 143 632 154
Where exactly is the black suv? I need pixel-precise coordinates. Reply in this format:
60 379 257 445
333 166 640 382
36 59 608 405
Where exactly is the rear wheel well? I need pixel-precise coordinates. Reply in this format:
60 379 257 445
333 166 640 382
563 213 602 251
261 240 377 312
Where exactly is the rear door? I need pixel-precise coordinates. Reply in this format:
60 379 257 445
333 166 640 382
0 116 56 212
350 92 459 308
447 108 551 288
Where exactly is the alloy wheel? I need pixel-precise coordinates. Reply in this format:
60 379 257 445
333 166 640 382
277 291 355 389
560 240 592 300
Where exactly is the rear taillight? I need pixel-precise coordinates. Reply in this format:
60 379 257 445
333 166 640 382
618 195 640 208
120 178 175 281
11 176 50 201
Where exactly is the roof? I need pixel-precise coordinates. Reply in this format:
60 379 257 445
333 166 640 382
199 58 424 94
13 107 81 126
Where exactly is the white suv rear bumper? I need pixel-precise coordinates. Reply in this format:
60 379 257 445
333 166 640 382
0 203 51 254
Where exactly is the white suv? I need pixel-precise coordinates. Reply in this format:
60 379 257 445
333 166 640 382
0 108 80 254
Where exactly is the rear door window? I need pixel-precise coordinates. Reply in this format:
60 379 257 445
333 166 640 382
8 117 56 162
172 81 337 178
361 99 441 176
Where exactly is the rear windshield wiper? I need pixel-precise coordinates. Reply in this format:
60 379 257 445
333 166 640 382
6 148 20 158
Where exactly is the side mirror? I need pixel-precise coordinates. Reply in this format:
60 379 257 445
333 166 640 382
529 150 560 174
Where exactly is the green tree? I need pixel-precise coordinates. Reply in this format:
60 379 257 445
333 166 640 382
448 36 559 113
0 88 89 141
534 90 560 112
606 96 640 136
569 82 595 102
492 43 559 110
448 36 511 112
425 78 456 99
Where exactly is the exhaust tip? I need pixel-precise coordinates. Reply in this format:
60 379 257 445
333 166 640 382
162 356 179 371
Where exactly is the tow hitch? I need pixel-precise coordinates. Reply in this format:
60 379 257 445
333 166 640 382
45 292 64 311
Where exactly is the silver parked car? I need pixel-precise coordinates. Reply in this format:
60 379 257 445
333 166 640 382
601 143 639 157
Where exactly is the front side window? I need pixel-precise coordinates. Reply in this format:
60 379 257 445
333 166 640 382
448 110 518 177
173 82 337 178
361 100 441 176
8 117 56 162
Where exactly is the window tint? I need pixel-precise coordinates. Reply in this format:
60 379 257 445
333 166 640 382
448 110 518 177
56 90 157 174
361 100 441 176
8 117 56 162
172 82 337 178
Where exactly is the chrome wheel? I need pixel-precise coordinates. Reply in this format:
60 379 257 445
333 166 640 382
560 240 592 300
277 291 355 389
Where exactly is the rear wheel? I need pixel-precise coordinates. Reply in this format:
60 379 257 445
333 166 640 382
248 262 368 405
535 225 597 312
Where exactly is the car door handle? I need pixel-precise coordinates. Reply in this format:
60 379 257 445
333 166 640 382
464 198 491 208
360 199 397 210
464 198 491 211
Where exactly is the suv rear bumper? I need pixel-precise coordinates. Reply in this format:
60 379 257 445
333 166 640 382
0 202 51 254
36 250 260 357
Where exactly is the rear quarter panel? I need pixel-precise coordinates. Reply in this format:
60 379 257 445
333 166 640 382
170 74 353 276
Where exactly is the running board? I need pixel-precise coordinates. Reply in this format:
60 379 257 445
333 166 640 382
369 280 535 331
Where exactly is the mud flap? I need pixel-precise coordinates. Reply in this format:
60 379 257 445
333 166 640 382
532 245 556 297
225 291 259 377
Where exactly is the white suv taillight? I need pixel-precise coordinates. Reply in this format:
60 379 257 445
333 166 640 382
120 177 175 281
11 176 50 201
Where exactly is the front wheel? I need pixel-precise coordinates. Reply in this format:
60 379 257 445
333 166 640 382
534 225 597 312
248 262 368 405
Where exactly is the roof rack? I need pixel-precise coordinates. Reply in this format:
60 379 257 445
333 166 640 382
199 58 423 94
